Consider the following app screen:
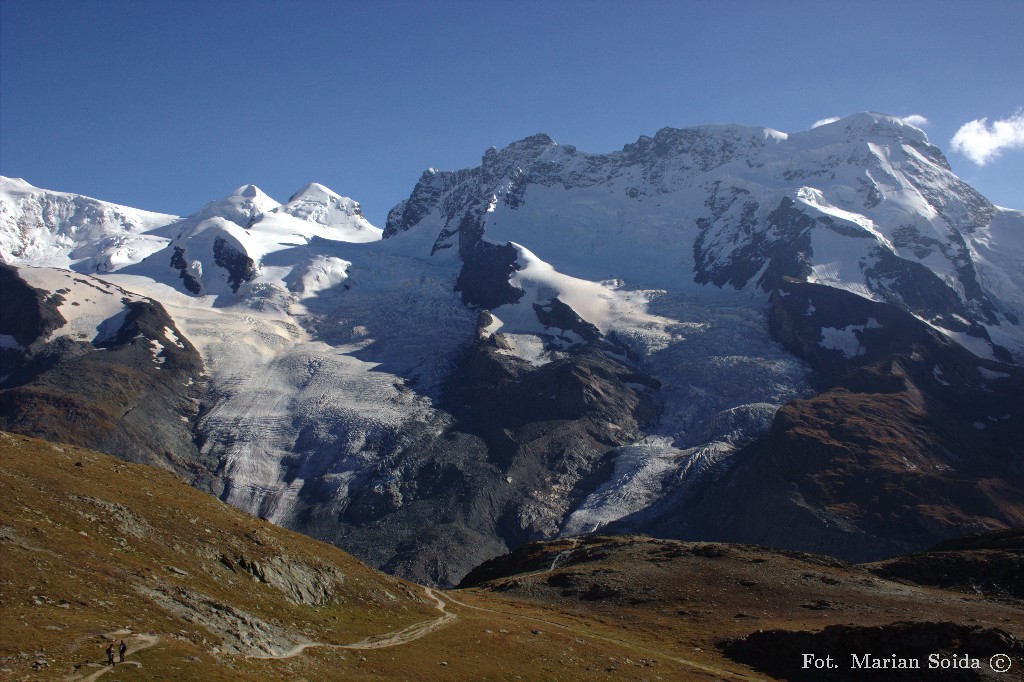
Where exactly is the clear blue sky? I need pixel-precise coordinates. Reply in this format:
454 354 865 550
2 0 1022 226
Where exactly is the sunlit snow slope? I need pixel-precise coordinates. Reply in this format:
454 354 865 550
0 177 177 272
389 113 1024 360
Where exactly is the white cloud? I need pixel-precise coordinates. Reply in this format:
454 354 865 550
812 116 841 129
900 114 929 127
951 109 1024 165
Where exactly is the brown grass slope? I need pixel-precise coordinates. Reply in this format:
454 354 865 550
0 433 778 681
6 430 1023 681
0 431 440 680
459 535 1024 681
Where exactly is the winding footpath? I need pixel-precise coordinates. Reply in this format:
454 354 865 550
73 586 454 678
73 583 760 680
253 585 457 660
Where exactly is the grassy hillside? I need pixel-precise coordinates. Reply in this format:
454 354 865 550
3 431 1022 681
0 433 762 680
0 431 440 680
459 535 1024 681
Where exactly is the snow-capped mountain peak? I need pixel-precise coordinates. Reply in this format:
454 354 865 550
383 113 1024 362
0 177 384 298
117 180 383 297
275 182 380 239
803 111 928 138
190 184 282 229
0 176 35 191
287 181 343 203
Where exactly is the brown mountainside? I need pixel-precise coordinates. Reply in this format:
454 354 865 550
3 431 1023 681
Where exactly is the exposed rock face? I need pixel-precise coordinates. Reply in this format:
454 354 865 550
531 298 601 343
0 264 67 381
384 114 1022 360
290 329 660 586
170 246 202 293
0 266 218 491
219 552 348 606
212 236 257 293
449 337 659 541
454 238 523 309
376 116 1023 570
139 583 306 657
694 194 814 289
634 281 1024 560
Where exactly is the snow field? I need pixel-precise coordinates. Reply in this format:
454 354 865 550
1 177 175 272
17 267 142 343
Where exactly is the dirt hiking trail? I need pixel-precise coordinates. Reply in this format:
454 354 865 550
253 585 456 660
78 632 159 681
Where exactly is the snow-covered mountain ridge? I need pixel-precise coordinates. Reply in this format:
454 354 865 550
388 112 1023 360
0 176 177 273
2 112 1022 585
0 177 381 297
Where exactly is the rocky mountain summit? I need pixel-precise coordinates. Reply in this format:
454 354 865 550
1 113 1022 585
388 113 1020 356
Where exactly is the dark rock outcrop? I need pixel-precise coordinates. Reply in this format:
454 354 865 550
633 282 1024 561
532 297 601 343
290 332 660 587
212 236 257 293
170 246 202 294
0 264 67 347
0 268 218 492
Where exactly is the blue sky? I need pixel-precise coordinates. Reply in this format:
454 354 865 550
2 0 1022 226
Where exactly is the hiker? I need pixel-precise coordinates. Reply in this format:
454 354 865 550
106 642 115 666
119 640 127 663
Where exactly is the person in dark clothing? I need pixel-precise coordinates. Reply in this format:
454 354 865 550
119 640 127 663
106 643 115 666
